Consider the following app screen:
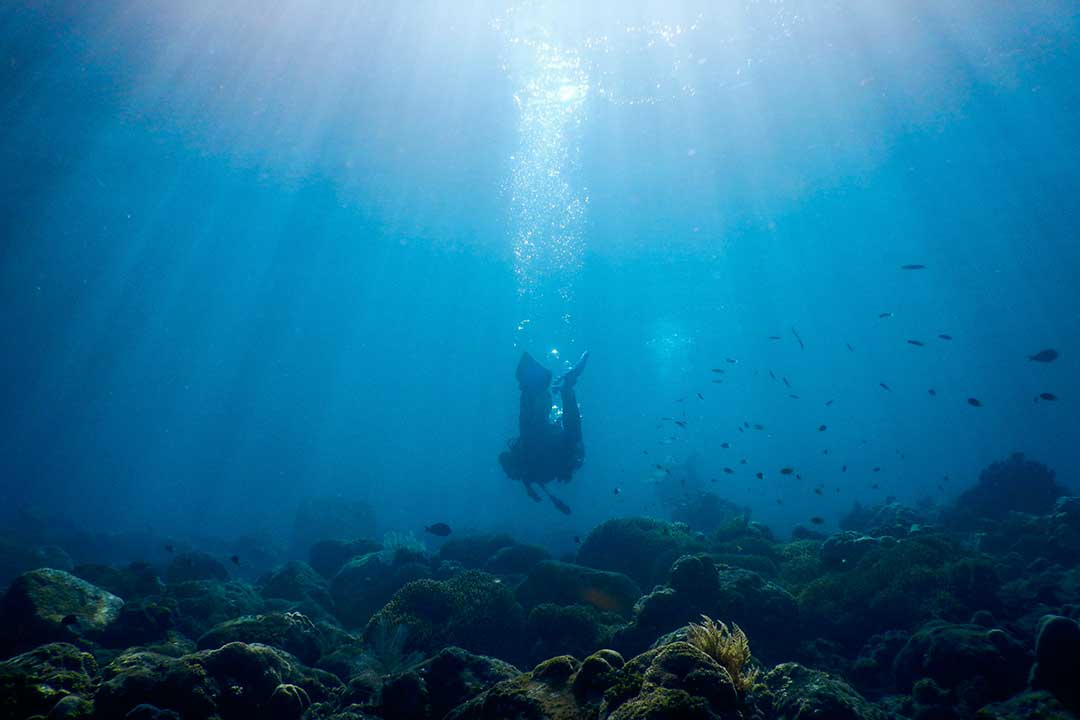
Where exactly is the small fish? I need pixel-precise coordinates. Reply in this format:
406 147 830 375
796 473 802 480
164 543 174 554
61 614 79 626
776 499 784 505
928 389 936 396
880 383 890 391
792 326 805 350
712 379 724 384
872 483 879 489
726 358 738 364
810 516 825 525
907 339 924 347
613 487 621 496
674 420 688 428
740 458 748 464
872 467 881 472
845 343 854 352
723 467 734 475
753 424 764 430
755 472 764 480
769 370 776 380
825 399 834 406
788 394 800 400
573 536 581 545
711 368 726 373
1028 349 1059 363
743 421 750 428
780 467 795 475
818 424 827 432
1038 392 1057 401
813 488 823 496
425 523 453 536
768 335 782 340
643 450 649 455
823 449 829 454
230 555 240 566
782 377 792 389
879 312 893 319
711 477 718 483
697 393 704 400
655 464 664 470
900 264 926 270
841 464 847 472
720 442 730 449
938 334 952 340
967 397 983 407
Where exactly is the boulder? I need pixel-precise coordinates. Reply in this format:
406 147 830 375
577 518 707 591
197 612 322 665
437 534 517 570
309 539 382 579
166 580 264 639
763 662 886 720
261 561 333 612
516 561 641 617
1029 615 1080 713
0 568 123 653
164 552 229 584
0 642 99 718
483 544 550 576
330 551 432 628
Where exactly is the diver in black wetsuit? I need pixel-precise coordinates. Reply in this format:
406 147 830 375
498 350 589 514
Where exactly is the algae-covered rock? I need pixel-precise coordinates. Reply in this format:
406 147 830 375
379 646 520 720
1029 614 1080 713
365 570 526 663
0 642 99 719
763 662 886 720
94 641 343 719
894 621 1030 713
0 568 123 653
516 561 641 617
526 603 625 664
261 561 333 611
614 556 797 662
484 544 551 575
309 539 382 580
166 580 264 639
330 551 433 628
977 690 1078 719
577 518 707 591
72 562 165 601
197 612 322 665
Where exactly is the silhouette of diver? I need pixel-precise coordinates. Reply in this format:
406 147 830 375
499 350 589 514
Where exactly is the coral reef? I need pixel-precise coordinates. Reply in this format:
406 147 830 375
577 517 708 591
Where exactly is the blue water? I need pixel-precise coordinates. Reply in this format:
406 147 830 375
2 0 1078 554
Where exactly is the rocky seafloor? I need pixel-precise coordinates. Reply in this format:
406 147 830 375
2 452 1079 720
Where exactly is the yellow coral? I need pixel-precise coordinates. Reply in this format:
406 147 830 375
685 615 759 694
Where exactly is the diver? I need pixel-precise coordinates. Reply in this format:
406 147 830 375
499 350 589 514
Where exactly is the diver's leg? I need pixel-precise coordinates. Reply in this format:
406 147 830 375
559 385 584 470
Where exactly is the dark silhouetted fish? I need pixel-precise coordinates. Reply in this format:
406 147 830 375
769 370 776 380
768 335 781 340
907 340 924 347
726 358 737 364
900 264 926 270
842 464 847 472
792 326 805 350
879 312 892 319
845 343 854 352
720 442 730 448
712 379 724 384
928 389 936 396
780 467 795 475
697 393 703 400
967 397 983 407
674 420 687 428
723 467 734 475
613 487 620 495
753 423 764 430
818 425 827 431
872 483 879 489
711 368 725 373
573 536 581 544
1028 349 1058 362
880 383 891 391
789 394 800 400
813 488 823 496
825 399 834 406
810 516 825 525
164 544 174 554
938 334 952 340
743 421 750 428
872 467 881 472
782 377 791 388
425 523 453 536
548 495 571 515
230 555 240 566
1039 392 1057 401
755 472 764 480
740 458 748 464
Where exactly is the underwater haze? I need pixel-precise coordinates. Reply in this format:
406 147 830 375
7 3 1080 719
